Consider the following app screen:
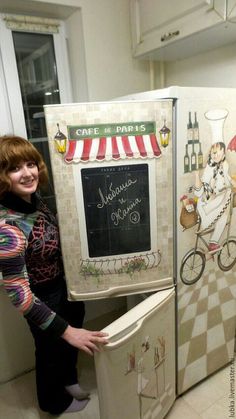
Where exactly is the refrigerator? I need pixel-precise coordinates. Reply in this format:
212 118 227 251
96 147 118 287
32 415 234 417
44 86 236 419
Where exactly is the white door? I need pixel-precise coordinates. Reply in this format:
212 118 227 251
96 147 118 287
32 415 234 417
0 14 72 211
94 288 176 419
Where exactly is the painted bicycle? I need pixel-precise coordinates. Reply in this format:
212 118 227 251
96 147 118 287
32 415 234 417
180 190 236 285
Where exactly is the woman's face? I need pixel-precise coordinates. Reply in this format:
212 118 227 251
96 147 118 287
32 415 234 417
210 144 225 163
8 160 39 202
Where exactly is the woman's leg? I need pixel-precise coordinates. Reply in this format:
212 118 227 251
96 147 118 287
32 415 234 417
28 281 86 414
59 297 90 399
57 296 85 386
29 322 73 414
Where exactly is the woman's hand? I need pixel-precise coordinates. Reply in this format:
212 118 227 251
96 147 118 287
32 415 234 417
62 325 109 355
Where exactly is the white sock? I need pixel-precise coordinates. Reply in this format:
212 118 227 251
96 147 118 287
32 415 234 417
64 397 89 413
65 383 90 400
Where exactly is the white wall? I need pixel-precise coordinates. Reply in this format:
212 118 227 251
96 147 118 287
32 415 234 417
164 42 236 88
72 0 150 101
0 287 35 383
65 0 150 101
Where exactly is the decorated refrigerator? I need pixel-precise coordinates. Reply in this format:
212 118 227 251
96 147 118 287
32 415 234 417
44 86 236 419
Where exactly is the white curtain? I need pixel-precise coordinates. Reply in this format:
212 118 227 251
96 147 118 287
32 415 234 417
4 14 60 33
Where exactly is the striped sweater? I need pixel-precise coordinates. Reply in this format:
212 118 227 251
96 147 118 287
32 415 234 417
0 193 68 338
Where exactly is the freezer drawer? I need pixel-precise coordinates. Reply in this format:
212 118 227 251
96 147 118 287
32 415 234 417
94 288 176 419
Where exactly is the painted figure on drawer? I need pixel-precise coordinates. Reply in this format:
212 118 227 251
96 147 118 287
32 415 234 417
125 335 170 419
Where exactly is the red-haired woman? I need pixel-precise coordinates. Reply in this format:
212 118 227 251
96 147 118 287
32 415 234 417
0 136 108 415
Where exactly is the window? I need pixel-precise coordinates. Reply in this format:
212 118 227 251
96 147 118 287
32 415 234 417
0 14 72 211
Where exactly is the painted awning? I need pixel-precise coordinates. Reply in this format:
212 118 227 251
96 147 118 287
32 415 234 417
227 135 236 152
64 134 161 163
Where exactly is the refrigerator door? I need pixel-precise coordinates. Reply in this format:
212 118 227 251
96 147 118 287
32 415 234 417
44 99 174 300
174 88 236 394
94 288 176 419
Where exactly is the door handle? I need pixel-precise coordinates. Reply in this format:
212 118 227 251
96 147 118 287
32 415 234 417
161 31 180 42
103 292 173 350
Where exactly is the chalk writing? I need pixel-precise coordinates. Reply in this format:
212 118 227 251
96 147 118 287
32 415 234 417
97 178 137 209
111 198 141 226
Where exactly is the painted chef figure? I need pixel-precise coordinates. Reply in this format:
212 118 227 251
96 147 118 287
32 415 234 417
193 109 236 254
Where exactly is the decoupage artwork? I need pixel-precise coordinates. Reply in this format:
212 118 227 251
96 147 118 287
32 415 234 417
53 121 163 276
125 335 173 419
93 290 175 419
177 106 236 395
53 121 163 161
180 108 236 285
44 100 173 298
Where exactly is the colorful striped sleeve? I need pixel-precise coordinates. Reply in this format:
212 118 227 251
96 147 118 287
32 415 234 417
0 223 64 333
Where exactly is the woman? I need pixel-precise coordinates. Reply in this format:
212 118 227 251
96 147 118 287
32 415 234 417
0 135 108 415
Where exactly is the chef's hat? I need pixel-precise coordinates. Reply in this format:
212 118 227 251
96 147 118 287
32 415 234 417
204 109 228 145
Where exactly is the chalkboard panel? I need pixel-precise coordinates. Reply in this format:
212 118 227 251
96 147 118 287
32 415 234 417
81 164 151 257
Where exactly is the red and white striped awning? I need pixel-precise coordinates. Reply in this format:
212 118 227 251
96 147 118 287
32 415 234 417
64 134 161 163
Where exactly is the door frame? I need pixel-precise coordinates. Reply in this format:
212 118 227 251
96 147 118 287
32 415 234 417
0 50 13 135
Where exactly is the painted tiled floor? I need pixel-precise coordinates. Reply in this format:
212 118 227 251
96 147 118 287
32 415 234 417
0 355 234 419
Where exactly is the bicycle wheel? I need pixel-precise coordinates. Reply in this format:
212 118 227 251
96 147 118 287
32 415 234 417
217 238 236 271
180 249 206 285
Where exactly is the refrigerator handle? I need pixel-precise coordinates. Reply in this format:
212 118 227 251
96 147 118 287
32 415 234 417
104 294 172 350
106 319 143 350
